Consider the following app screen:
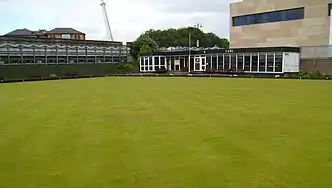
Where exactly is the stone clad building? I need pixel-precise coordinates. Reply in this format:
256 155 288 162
230 0 332 48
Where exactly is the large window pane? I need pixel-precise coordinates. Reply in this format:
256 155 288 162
211 55 218 69
232 7 304 27
202 58 206 66
160 57 165 66
224 54 230 70
329 3 332 16
145 57 149 66
170 57 175 70
267 52 274 72
206 55 211 66
275 53 283 72
270 11 282 22
180 57 185 70
259 53 266 72
232 17 239 26
154 56 159 66
286 8 304 20
140 57 144 65
248 15 257 25
212 55 217 70
251 54 258 72
218 54 223 70
238 54 244 70
244 54 250 71
260 13 269 24
149 57 153 66
231 54 237 70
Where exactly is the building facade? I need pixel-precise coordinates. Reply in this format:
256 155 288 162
4 28 86 40
139 47 300 74
46 28 86 40
0 36 130 65
230 0 332 48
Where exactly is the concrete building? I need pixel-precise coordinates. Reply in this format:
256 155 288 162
4 28 86 40
230 0 332 48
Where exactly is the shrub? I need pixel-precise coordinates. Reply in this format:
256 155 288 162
298 70 307 77
116 63 139 73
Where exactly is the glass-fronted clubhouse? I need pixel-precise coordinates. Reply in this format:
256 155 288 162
139 47 300 74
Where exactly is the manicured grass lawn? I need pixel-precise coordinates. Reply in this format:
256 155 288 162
0 77 331 188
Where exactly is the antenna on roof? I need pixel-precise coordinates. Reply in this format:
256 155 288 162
100 0 114 41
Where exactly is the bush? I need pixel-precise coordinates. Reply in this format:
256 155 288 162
299 70 331 79
298 70 307 77
116 63 139 73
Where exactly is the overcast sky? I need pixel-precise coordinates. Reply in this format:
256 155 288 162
0 0 240 42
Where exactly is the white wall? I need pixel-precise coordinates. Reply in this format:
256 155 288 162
329 9 332 45
283 52 300 73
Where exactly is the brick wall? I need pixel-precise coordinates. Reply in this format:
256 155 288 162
46 34 85 40
300 58 332 74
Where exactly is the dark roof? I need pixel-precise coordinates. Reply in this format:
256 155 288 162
4 28 33 36
0 36 124 46
46 28 85 35
140 46 301 56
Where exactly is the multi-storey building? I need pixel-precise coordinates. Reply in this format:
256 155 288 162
230 0 332 48
0 36 130 65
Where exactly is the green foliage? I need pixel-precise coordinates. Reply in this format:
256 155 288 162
117 63 139 73
298 70 330 79
0 64 139 80
140 44 153 53
132 33 159 61
298 70 307 77
131 27 230 61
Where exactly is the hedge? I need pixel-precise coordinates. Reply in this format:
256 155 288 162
0 63 139 81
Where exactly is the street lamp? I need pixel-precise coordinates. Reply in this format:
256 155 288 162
188 24 203 73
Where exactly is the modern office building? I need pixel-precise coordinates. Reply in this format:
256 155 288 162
139 47 300 74
4 28 86 40
230 0 332 48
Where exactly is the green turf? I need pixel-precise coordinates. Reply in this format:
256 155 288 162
0 77 331 188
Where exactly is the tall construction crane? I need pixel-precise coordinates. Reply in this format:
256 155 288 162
100 0 114 41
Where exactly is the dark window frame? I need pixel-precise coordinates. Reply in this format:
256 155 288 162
232 7 305 27
329 3 332 16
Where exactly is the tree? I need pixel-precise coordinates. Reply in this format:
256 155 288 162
131 27 230 61
136 44 153 62
131 33 159 61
